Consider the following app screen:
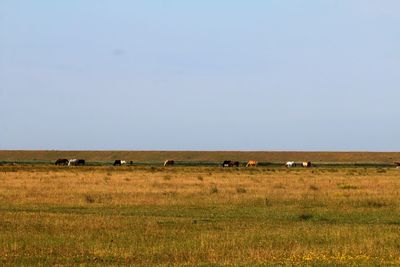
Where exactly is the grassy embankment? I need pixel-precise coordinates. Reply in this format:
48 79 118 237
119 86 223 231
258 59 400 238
1 165 400 265
0 150 399 166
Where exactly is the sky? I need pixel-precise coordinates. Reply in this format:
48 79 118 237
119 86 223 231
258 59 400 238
0 1 399 151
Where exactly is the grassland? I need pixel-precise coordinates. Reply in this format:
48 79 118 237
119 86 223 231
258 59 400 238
1 150 400 164
1 164 400 266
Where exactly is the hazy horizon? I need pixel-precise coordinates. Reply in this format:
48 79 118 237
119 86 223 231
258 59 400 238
1 1 399 151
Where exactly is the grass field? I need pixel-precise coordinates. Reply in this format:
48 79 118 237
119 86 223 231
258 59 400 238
1 164 400 266
1 150 400 164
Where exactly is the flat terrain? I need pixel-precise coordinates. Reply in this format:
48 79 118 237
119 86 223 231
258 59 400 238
1 164 400 266
1 150 400 164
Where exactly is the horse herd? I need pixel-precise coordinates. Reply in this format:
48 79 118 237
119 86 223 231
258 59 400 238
167 160 312 168
55 159 85 166
54 158 313 168
285 161 312 168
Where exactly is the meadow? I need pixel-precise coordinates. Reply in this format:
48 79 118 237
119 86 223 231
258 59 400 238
1 164 400 266
1 150 399 164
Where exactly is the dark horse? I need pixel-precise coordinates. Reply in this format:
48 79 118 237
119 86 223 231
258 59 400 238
76 159 85 166
69 159 86 166
164 160 175 166
222 160 240 167
114 160 126 166
55 159 69 166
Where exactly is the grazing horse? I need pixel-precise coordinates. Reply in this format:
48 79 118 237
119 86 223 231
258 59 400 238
164 160 175 166
302 161 312 168
69 159 85 166
395 162 400 169
114 160 127 166
246 160 258 167
68 159 78 166
223 161 240 167
286 161 296 168
55 159 69 166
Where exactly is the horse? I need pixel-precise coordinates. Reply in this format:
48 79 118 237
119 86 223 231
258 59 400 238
55 159 69 166
302 161 312 168
114 160 127 166
286 161 296 168
69 159 85 166
223 161 240 167
246 160 258 167
164 160 175 166
68 159 78 166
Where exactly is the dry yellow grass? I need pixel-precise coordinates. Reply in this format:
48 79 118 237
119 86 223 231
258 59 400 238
1 165 400 266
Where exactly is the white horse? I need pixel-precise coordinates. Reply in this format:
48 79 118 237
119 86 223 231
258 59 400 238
68 159 78 166
302 161 312 168
286 161 296 168
121 160 127 165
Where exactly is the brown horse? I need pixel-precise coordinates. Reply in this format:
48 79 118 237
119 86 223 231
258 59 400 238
164 160 175 166
246 160 258 167
55 159 69 166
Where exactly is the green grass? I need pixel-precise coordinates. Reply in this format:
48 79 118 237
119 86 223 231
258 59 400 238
2 203 400 266
1 165 400 265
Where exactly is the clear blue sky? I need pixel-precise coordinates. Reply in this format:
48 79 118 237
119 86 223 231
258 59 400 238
1 1 399 151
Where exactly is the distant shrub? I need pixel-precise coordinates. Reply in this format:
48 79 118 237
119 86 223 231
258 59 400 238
162 191 177 197
298 213 313 221
337 183 358 190
236 187 247 194
210 185 218 194
85 195 95 204
84 194 112 204
364 200 387 208
309 185 319 191
197 175 204 181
